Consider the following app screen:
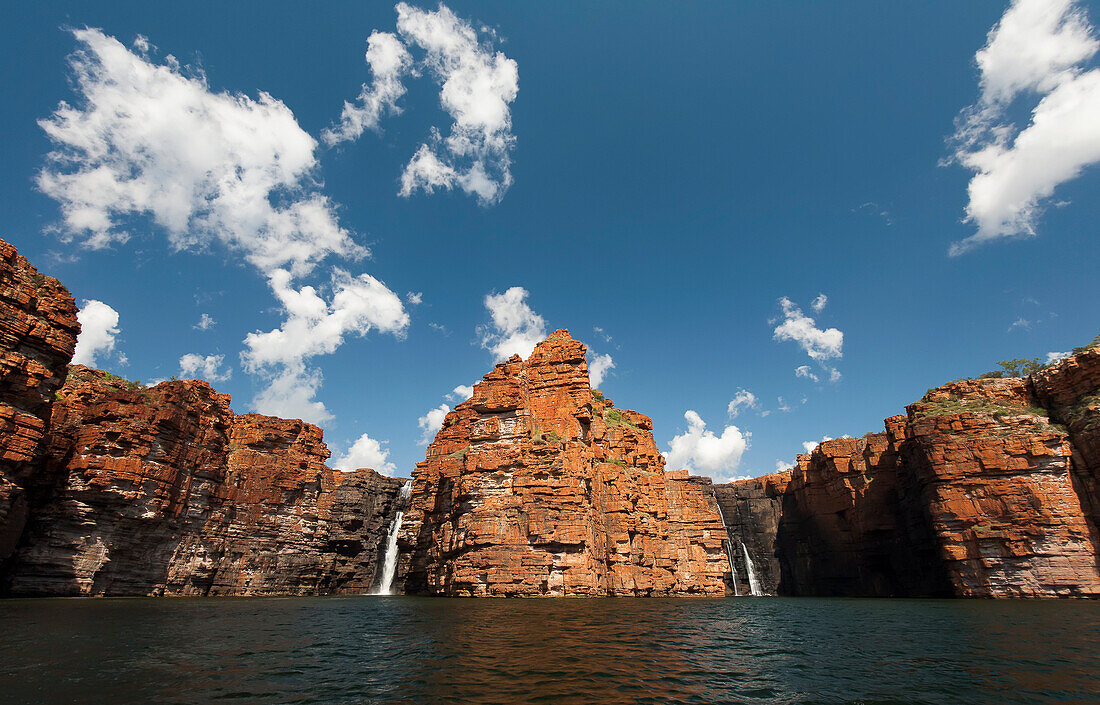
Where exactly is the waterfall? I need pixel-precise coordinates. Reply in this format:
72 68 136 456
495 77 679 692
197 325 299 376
741 541 763 596
376 480 413 596
714 498 741 596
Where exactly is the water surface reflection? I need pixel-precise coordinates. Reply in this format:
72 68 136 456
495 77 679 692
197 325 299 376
1 597 1098 704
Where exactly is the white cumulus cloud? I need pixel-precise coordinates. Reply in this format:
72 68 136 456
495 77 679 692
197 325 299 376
726 389 758 417
1046 350 1072 363
178 353 231 383
773 297 843 382
418 403 451 444
947 0 1100 255
39 29 406 423
395 2 518 205
588 350 615 388
479 286 546 361
72 299 120 367
811 293 827 312
448 384 475 401
241 268 409 422
331 432 398 475
773 297 843 360
665 410 748 481
37 28 365 274
802 436 833 454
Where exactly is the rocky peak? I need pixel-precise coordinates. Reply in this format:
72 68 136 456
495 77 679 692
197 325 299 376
397 330 728 596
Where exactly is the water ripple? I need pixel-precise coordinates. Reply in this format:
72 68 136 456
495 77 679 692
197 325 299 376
1 596 1098 704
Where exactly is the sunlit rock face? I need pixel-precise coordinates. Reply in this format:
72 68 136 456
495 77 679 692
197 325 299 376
717 370 1100 598
0 238 78 565
397 330 730 596
1030 348 1100 533
4 366 407 596
0 233 409 596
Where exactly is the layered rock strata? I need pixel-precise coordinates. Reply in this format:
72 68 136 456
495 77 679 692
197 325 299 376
713 473 788 595
3 367 407 595
717 364 1100 597
396 330 729 596
0 238 78 563
1030 348 1100 530
0 232 409 596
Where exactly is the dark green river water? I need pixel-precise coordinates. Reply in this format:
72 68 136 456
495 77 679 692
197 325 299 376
1 596 1097 704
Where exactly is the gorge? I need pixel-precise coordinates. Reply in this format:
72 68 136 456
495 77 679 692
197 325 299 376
1 237 1098 598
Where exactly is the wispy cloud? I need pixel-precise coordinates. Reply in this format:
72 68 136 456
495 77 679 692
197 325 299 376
325 3 519 206
193 313 216 331
773 297 843 382
322 30 411 145
946 0 1100 255
727 389 758 418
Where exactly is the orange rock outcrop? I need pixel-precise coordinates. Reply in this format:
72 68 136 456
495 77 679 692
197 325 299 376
4 367 408 595
396 330 729 596
0 238 78 562
3 367 406 594
717 368 1100 597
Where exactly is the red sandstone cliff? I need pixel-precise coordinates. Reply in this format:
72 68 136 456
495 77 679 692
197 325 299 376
4 367 407 595
1031 347 1100 530
0 238 78 563
0 238 408 596
717 359 1100 598
396 330 729 596
3 236 1097 599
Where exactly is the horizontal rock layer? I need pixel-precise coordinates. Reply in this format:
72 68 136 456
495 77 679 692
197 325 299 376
397 330 729 596
0 238 78 564
3 367 407 596
717 361 1100 597
0 233 409 596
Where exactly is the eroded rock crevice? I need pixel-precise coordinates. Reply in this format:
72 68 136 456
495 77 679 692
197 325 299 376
396 330 729 596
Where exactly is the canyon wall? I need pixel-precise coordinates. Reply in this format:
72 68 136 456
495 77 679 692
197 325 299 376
0 239 78 563
717 364 1100 597
0 237 407 596
395 330 730 596
3 236 1097 598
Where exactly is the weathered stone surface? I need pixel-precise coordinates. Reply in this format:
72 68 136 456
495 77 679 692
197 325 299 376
397 330 728 596
717 368 1100 598
713 472 787 595
3 367 407 596
0 238 78 563
1030 347 1100 530
902 378 1098 597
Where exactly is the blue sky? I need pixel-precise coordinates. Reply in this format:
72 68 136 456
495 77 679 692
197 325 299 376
2 1 1098 480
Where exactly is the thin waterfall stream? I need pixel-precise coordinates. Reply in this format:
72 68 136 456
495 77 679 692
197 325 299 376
376 480 413 595
741 541 764 596
713 496 741 596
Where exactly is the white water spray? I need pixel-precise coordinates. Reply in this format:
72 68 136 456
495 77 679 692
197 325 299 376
376 480 413 596
741 541 763 596
714 499 741 596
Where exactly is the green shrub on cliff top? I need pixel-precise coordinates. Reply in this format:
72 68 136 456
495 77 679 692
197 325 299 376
1064 391 1100 432
603 408 638 429
1073 334 1100 354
